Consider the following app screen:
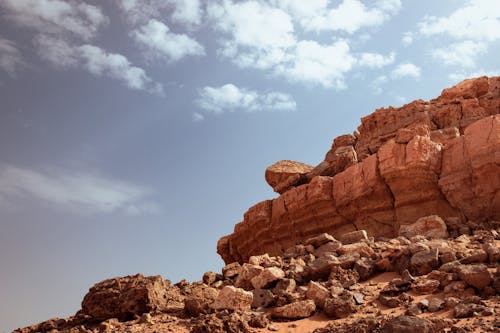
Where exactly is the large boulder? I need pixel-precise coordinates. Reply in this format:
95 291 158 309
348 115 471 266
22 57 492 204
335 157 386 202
265 160 313 194
81 274 183 321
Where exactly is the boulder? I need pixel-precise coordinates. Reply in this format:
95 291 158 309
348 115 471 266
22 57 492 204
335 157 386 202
270 300 316 319
398 215 449 239
210 286 253 311
265 160 313 194
457 264 492 290
250 267 285 289
81 274 183 321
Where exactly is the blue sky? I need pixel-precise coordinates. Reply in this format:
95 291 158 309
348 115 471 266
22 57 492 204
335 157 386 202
0 0 499 331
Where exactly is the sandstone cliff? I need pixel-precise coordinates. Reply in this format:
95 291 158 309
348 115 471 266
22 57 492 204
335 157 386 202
218 76 500 264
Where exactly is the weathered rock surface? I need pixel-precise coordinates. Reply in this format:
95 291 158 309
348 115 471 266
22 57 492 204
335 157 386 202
218 76 500 264
265 160 314 194
81 274 183 321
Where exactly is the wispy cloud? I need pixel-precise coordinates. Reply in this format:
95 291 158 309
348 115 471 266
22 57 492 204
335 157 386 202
418 0 500 42
0 37 25 76
208 0 402 89
131 19 205 62
0 0 107 40
34 35 163 94
391 62 421 79
358 51 395 68
196 84 296 114
431 40 487 68
418 0 499 70
0 164 160 215
115 0 203 27
274 0 401 33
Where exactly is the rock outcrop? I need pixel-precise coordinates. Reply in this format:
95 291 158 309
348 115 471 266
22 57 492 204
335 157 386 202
218 76 500 264
14 229 500 333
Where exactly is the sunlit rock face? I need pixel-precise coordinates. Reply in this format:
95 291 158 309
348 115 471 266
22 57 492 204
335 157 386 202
218 76 500 264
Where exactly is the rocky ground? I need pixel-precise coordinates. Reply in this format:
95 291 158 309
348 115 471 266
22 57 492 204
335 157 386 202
15 216 500 333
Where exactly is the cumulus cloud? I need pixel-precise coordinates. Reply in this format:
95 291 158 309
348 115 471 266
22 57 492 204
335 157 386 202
358 52 395 68
0 37 25 76
418 0 498 69
431 40 487 68
282 40 355 89
391 63 421 79
196 84 296 114
273 0 401 33
0 0 107 40
419 0 500 42
34 35 163 94
0 164 160 215
131 19 205 62
115 0 202 27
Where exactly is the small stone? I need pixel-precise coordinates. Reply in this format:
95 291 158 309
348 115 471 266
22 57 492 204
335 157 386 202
252 289 276 308
251 267 285 289
412 279 440 294
459 250 488 264
457 264 492 290
428 298 445 312
306 281 329 308
410 249 439 275
202 271 218 285
398 215 448 239
353 293 365 305
234 264 264 290
354 258 376 281
271 300 316 319
340 230 369 244
314 241 342 257
381 315 434 333
222 262 241 279
323 295 357 318
267 324 279 331
305 233 337 248
337 242 375 258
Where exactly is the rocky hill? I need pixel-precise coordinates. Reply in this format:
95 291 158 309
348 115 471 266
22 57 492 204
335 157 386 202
218 76 500 264
14 77 499 333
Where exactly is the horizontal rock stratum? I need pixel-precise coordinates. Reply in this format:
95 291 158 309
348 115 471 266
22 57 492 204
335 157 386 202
218 76 500 264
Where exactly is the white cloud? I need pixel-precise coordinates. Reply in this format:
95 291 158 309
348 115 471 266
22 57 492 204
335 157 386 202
402 32 413 46
0 0 107 40
0 37 25 76
273 0 401 33
431 40 487 68
170 0 203 27
0 164 160 215
391 62 421 79
358 52 395 68
34 35 163 94
419 0 500 42
196 84 296 114
209 1 360 89
131 19 205 62
282 40 355 89
115 0 202 27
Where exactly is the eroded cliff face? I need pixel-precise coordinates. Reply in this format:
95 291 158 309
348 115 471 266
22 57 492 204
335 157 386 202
218 76 500 264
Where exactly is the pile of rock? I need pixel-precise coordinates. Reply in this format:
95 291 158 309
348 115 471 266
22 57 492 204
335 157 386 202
15 217 499 333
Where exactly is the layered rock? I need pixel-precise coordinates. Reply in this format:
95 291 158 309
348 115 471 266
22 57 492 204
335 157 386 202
218 76 500 264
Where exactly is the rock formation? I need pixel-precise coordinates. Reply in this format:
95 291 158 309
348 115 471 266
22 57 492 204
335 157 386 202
218 76 500 264
13 77 500 333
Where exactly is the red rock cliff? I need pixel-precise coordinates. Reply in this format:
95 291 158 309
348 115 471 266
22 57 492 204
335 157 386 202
218 76 500 264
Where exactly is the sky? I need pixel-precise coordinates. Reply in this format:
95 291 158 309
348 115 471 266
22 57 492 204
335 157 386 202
0 0 498 331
